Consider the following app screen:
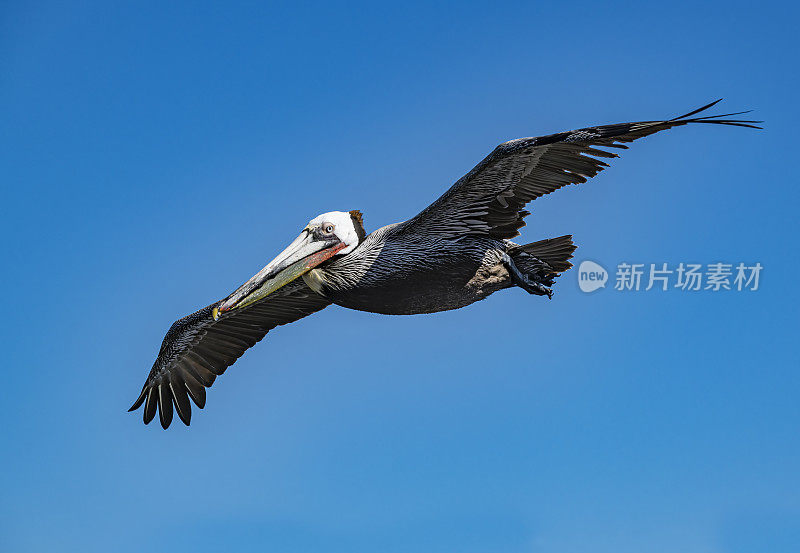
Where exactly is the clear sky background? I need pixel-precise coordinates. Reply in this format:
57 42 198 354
2 2 798 552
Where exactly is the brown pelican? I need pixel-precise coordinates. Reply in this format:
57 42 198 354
129 100 759 428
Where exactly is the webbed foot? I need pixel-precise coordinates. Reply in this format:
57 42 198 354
502 253 553 299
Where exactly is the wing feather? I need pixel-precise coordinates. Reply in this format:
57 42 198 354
401 100 760 239
143 387 157 425
130 279 330 428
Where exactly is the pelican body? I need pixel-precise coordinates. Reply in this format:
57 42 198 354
130 100 760 428
307 225 564 315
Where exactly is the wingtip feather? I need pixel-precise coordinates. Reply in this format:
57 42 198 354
157 384 174 429
128 386 147 412
672 98 724 121
143 387 157 424
169 381 192 426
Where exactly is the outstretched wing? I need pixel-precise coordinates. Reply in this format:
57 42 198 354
129 279 330 428
400 99 761 240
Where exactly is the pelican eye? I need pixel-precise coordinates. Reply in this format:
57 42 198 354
323 224 335 234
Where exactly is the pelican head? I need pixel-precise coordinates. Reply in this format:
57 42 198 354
214 210 365 318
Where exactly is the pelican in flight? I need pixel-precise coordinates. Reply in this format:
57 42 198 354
130 100 759 428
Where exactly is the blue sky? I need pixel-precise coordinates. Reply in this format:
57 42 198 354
1 2 798 552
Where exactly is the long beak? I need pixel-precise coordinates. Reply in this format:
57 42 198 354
213 228 345 319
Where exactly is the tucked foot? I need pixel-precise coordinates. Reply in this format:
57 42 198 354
502 253 554 299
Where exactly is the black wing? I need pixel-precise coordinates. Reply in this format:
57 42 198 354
129 279 331 428
401 99 761 240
